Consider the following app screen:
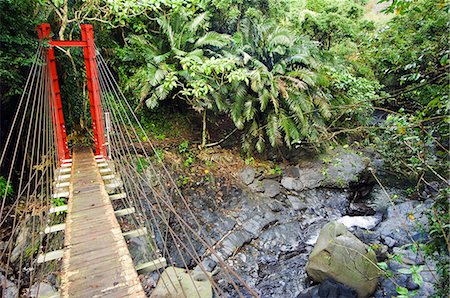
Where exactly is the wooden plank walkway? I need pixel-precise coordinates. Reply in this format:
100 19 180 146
61 147 145 297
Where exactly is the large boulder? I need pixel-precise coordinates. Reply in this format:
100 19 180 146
151 266 212 298
321 150 370 188
306 221 379 297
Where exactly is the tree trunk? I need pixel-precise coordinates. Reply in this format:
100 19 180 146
200 109 207 149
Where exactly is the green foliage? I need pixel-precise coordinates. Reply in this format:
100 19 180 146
136 157 150 173
178 140 190 154
51 197 67 216
424 188 450 298
269 165 282 175
0 0 44 106
374 112 448 183
0 176 13 199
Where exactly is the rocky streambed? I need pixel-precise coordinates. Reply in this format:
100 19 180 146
138 148 439 297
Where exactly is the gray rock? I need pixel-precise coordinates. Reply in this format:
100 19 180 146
281 177 304 191
0 274 19 298
263 179 280 197
30 282 58 298
216 230 252 259
306 221 379 297
248 180 264 192
284 166 301 178
376 200 431 247
321 150 369 188
242 212 277 236
240 166 256 185
298 167 324 189
287 196 307 211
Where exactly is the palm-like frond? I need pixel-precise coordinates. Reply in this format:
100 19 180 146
195 32 230 48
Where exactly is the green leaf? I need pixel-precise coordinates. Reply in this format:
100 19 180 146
396 286 409 296
377 262 388 271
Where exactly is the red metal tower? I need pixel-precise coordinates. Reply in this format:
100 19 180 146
37 23 107 163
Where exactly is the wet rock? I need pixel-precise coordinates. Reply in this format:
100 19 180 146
306 221 379 297
30 282 58 298
262 179 280 197
239 166 255 185
0 273 19 298
151 266 212 298
281 177 304 191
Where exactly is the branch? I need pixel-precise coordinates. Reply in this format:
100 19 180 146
205 128 238 148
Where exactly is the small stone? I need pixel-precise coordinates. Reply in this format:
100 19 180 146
281 177 304 191
239 166 256 185
263 179 280 198
383 236 397 247
287 196 307 211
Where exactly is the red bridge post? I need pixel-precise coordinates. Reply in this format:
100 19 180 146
81 24 107 158
37 24 70 163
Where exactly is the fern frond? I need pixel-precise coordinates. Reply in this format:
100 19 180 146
195 32 230 48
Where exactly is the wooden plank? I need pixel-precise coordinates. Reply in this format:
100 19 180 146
105 181 121 189
122 228 148 240
55 182 70 188
99 168 112 174
96 158 106 163
62 159 72 163
61 147 145 298
49 205 68 214
101 174 115 180
114 208 135 217
52 192 69 198
97 162 108 167
136 257 167 274
37 250 64 263
109 193 127 201
45 223 66 234
61 163 72 168
56 167 71 174
56 174 71 181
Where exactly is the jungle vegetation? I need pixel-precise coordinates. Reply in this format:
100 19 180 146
0 0 448 294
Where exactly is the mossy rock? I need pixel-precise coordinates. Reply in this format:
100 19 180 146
306 221 379 298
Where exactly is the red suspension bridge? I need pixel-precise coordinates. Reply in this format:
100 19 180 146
0 24 257 297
